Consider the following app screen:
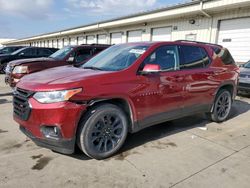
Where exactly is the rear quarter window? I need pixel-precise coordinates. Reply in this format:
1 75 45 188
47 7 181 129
217 48 236 65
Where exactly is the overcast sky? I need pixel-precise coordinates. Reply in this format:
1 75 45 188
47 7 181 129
0 0 186 39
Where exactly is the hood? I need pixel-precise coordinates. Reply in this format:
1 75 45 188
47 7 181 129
240 67 250 74
17 66 112 91
9 57 54 66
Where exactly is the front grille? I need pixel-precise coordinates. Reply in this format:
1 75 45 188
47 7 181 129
13 88 34 121
238 82 250 88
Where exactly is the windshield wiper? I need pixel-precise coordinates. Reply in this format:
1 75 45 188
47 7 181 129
83 66 104 71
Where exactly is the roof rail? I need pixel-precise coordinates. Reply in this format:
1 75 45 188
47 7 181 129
80 43 111 46
175 40 223 48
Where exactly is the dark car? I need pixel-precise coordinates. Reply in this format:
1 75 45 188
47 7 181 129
0 47 58 73
238 60 250 93
5 44 110 87
0 46 24 55
13 41 239 159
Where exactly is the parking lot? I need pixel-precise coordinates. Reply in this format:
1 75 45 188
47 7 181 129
0 74 250 188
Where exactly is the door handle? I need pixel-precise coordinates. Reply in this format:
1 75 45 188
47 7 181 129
174 76 184 82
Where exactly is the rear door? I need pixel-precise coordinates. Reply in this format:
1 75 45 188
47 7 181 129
18 48 37 59
37 48 54 57
178 45 215 112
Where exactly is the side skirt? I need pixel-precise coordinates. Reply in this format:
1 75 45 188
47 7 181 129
131 104 211 133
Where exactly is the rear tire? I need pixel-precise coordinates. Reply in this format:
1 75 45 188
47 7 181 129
208 89 232 122
77 104 128 160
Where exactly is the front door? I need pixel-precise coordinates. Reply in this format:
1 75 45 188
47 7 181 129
134 45 185 127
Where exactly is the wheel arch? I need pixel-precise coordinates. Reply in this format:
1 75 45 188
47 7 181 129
76 98 136 134
216 82 235 98
210 82 235 112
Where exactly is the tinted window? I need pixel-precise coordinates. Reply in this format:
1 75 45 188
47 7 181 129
20 48 37 57
0 47 22 54
37 49 52 57
143 45 179 71
218 48 235 65
212 47 222 54
180 45 210 69
244 61 250 68
73 48 92 63
94 47 106 54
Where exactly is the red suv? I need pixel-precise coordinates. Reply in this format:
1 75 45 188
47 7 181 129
13 41 239 159
5 44 110 88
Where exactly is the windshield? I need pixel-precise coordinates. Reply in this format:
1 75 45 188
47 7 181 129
244 61 250 68
49 46 73 60
0 47 11 54
82 44 149 71
1 47 21 54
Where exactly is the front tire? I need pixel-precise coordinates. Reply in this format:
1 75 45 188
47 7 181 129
208 89 232 122
77 104 128 160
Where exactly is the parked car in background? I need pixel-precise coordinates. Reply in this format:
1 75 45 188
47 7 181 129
0 46 24 55
13 41 239 159
5 44 110 88
238 60 250 93
0 47 58 74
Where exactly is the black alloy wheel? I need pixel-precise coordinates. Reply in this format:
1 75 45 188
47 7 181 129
208 89 232 122
77 104 128 159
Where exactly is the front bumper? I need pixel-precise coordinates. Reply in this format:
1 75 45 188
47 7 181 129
14 97 87 154
237 82 250 92
20 126 75 154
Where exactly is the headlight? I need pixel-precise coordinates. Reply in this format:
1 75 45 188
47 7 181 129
12 66 28 74
33 88 82 103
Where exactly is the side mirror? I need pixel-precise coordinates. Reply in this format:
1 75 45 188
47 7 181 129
140 64 161 75
67 56 75 64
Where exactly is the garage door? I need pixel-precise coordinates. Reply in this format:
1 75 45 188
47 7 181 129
49 40 53 47
70 37 77 45
218 18 250 63
97 34 107 44
52 40 57 48
58 39 63 49
128 30 142 42
63 38 69 47
111 33 122 44
78 36 85 45
152 27 171 41
87 36 95 44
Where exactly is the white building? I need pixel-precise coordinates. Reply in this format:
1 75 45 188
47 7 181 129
0 39 15 47
3 0 250 62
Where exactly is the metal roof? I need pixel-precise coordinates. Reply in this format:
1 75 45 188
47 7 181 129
7 0 210 42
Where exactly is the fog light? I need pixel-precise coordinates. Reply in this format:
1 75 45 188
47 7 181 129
41 126 62 139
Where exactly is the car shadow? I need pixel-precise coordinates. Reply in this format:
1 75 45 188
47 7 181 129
0 92 13 97
0 99 12 105
67 99 250 161
237 92 250 99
